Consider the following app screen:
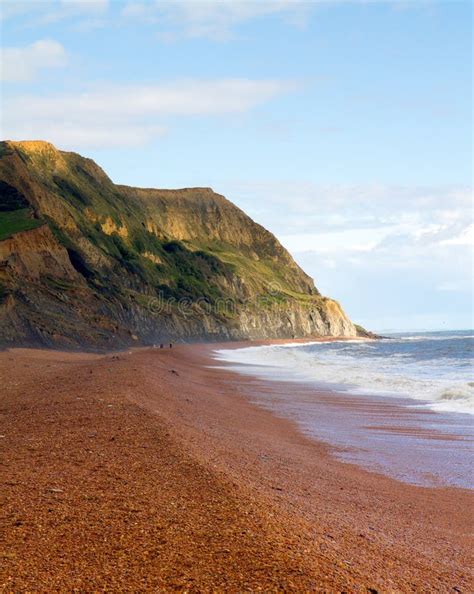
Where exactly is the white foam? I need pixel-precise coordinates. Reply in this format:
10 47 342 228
395 334 474 341
214 341 474 416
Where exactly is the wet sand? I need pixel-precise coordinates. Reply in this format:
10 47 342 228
214 342 474 488
0 344 472 592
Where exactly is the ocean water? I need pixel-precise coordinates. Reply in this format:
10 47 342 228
215 331 474 416
213 331 474 488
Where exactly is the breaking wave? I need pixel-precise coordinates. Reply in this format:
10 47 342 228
215 331 474 415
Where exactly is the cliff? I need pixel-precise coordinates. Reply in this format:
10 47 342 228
0 140 362 348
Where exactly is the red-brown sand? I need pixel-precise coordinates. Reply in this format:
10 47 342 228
0 343 472 592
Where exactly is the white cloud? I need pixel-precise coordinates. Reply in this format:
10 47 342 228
120 0 433 42
226 181 472 239
1 0 435 39
279 229 386 254
122 0 312 41
3 0 307 36
1 0 109 23
221 180 473 328
5 122 167 150
436 282 466 292
9 79 296 118
1 0 438 40
1 39 67 82
439 223 474 247
2 78 295 149
59 0 109 12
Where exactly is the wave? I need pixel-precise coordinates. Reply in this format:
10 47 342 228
395 334 474 341
274 339 374 349
430 388 474 414
214 337 474 416
392 334 474 341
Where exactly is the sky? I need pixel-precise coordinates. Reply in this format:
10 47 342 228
1 0 472 331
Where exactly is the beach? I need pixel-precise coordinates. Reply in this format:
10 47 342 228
1 343 472 592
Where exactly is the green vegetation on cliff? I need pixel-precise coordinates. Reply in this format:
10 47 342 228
0 179 44 240
0 209 44 241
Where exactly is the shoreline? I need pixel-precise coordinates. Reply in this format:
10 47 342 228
0 333 372 354
1 343 472 591
210 340 473 489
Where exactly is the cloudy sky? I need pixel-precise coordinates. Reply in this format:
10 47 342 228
1 0 472 331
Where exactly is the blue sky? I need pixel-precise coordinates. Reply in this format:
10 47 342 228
1 0 472 331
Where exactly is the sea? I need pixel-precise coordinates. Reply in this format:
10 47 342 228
213 331 474 489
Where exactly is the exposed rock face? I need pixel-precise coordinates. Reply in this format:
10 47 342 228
0 225 82 281
0 140 360 348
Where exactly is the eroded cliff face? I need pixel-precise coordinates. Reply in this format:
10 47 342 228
0 224 82 281
0 140 360 348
